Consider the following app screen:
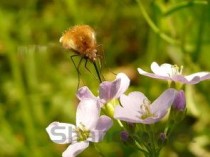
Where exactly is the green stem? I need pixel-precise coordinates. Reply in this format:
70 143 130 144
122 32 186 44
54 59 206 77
94 143 105 157
147 125 159 157
7 45 40 157
25 48 44 124
116 118 149 155
0 107 21 148
136 0 180 45
165 109 176 138
134 140 149 155
192 4 207 62
163 0 208 17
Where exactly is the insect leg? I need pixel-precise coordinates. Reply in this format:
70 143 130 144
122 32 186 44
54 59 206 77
84 59 103 83
93 61 103 83
70 55 83 88
84 58 91 73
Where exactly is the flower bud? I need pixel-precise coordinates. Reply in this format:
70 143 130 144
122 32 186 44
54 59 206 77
120 131 129 142
158 132 167 146
172 90 186 111
168 90 186 125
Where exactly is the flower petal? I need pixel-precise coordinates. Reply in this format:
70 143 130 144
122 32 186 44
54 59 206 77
114 92 147 123
62 141 89 157
199 72 210 81
171 74 199 84
95 115 113 131
140 88 177 124
151 62 173 77
151 88 177 118
184 72 210 84
115 89 177 124
137 68 170 81
115 73 130 98
77 86 96 101
88 115 113 142
76 99 100 130
99 73 130 103
46 122 76 144
137 117 160 124
99 80 119 103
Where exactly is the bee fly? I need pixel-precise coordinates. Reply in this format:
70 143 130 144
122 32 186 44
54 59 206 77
59 25 104 85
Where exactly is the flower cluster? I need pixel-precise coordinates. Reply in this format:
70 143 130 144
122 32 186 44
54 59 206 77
46 73 129 157
46 62 210 157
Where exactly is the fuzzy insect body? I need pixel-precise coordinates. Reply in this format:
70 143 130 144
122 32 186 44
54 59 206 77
59 25 98 62
60 25 103 84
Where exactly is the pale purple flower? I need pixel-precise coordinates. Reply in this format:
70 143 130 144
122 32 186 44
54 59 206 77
137 62 210 84
77 73 130 105
114 88 177 124
172 90 186 111
46 99 112 157
99 73 130 103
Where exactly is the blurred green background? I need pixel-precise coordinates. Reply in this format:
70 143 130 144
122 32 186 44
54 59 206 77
0 0 210 156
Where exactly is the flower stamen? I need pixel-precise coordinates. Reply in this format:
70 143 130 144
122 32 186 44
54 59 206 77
75 123 90 141
139 99 155 119
170 65 183 76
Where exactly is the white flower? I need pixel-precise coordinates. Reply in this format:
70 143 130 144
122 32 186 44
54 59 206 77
138 62 210 84
46 99 112 157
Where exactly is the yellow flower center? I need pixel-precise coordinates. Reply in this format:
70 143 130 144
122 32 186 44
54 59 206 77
75 123 90 141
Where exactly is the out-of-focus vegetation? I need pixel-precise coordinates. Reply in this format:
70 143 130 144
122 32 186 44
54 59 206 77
0 0 210 156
